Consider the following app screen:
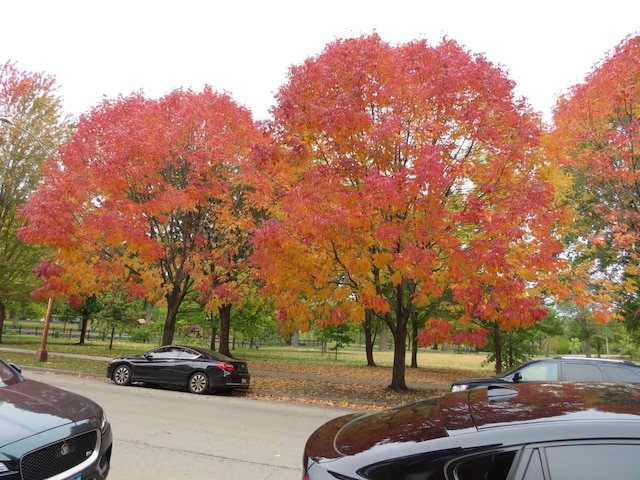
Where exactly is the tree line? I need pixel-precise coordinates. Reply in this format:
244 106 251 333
1 33 639 391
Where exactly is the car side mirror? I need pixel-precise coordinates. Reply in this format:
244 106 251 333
513 372 522 382
144 353 153 360
9 362 21 373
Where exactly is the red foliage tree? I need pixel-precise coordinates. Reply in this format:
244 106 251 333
19 87 265 349
251 34 568 390
552 34 640 330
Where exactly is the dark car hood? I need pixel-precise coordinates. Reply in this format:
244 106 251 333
0 378 102 448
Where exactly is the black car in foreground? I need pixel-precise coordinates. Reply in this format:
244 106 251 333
0 358 112 480
107 344 250 394
303 382 640 480
450 355 640 391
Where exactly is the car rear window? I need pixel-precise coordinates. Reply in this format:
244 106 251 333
363 449 518 480
454 450 517 480
603 365 640 382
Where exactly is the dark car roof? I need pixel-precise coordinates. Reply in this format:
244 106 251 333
554 355 638 365
308 383 640 462
121 344 240 363
468 382 640 429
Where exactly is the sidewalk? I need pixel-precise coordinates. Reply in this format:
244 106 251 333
0 346 448 390
0 346 113 362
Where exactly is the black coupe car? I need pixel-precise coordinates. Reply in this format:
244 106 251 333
107 344 250 394
450 355 640 391
303 382 640 480
0 358 112 480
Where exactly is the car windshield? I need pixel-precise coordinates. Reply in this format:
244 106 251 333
0 359 22 387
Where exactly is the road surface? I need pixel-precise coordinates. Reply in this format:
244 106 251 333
22 368 358 480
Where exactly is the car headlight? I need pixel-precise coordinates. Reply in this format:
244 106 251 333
100 412 109 433
0 463 10 474
451 384 468 392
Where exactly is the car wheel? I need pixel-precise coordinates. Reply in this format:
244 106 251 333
112 364 132 386
188 372 209 394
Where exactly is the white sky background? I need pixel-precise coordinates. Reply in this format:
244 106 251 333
2 0 640 123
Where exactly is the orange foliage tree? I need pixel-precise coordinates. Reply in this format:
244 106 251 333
18 88 265 350
251 34 568 390
552 34 640 331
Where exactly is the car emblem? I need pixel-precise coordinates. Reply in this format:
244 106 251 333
60 443 70 456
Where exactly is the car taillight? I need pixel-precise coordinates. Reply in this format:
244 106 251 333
216 362 235 372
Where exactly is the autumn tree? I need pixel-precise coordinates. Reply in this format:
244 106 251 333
552 34 640 327
94 290 142 348
64 295 100 344
251 34 568 391
18 88 265 351
0 61 71 342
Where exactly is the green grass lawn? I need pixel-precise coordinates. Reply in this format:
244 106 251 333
0 333 496 408
0 332 492 379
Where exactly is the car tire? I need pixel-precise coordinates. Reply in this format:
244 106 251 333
188 372 209 394
112 364 132 386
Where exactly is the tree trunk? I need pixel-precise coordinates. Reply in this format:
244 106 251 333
218 303 232 356
161 279 190 346
363 311 377 367
388 311 409 392
79 316 89 344
584 330 592 357
410 318 419 368
161 306 179 346
493 323 503 374
0 302 5 343
390 324 408 391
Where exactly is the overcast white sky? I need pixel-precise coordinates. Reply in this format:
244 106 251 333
3 1 640 123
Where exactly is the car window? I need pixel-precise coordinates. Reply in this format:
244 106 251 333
360 449 452 480
520 449 543 480
178 348 201 360
454 450 517 480
602 364 640 382
366 449 518 480
149 346 183 359
561 363 603 381
545 443 640 479
517 363 558 381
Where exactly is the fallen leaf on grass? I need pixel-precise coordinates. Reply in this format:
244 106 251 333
244 376 445 409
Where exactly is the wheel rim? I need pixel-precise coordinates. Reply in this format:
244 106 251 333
190 373 208 393
114 366 130 385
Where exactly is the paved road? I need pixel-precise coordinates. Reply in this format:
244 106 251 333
22 368 357 480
